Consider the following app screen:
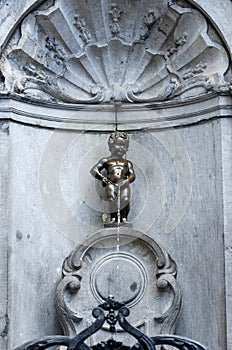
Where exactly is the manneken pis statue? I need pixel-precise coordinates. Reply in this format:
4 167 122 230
90 132 135 223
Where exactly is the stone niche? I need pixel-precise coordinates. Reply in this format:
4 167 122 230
0 0 231 350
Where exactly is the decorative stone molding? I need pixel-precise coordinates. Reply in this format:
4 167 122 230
0 92 231 131
0 0 229 107
55 228 182 341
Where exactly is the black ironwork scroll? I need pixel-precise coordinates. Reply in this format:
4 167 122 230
14 296 210 350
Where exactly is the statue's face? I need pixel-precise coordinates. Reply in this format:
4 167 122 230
109 139 128 157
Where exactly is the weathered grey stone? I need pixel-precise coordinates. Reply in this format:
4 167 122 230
1 0 231 55
6 120 227 350
55 228 182 344
0 1 231 350
0 93 231 131
0 121 9 350
0 0 230 109
221 118 232 349
148 121 225 350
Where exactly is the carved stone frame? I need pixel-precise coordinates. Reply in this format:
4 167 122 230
56 228 182 341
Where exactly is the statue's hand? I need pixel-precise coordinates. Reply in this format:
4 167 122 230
102 177 110 187
117 179 129 187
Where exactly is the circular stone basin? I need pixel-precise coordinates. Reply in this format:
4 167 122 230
91 253 147 306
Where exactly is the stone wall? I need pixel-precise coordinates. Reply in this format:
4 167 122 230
0 1 231 349
4 120 227 350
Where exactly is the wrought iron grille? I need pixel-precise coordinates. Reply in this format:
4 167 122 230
15 296 209 350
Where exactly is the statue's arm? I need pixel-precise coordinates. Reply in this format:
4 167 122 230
90 158 108 182
127 161 135 183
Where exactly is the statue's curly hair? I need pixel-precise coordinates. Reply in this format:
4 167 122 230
108 132 129 150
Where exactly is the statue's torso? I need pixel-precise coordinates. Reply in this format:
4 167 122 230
105 159 129 183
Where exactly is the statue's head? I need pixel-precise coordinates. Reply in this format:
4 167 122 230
108 132 129 156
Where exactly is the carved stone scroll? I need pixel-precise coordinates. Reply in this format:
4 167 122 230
0 0 229 105
55 228 182 343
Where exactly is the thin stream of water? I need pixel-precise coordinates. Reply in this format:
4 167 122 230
116 183 120 252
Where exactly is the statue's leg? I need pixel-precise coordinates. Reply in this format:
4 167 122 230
106 183 116 201
120 187 130 222
106 184 117 222
120 203 130 222
111 211 118 223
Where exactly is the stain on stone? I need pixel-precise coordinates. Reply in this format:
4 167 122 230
27 234 31 239
0 70 5 84
130 282 137 292
0 315 9 338
0 122 9 135
16 230 23 241
107 277 114 283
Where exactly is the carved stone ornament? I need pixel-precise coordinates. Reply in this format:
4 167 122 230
55 228 182 344
0 0 229 105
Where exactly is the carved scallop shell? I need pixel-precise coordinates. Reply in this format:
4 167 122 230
2 0 229 104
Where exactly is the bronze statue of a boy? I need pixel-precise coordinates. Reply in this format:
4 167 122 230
90 132 135 223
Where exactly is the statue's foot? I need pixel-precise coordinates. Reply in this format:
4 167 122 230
122 218 128 223
110 218 116 223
